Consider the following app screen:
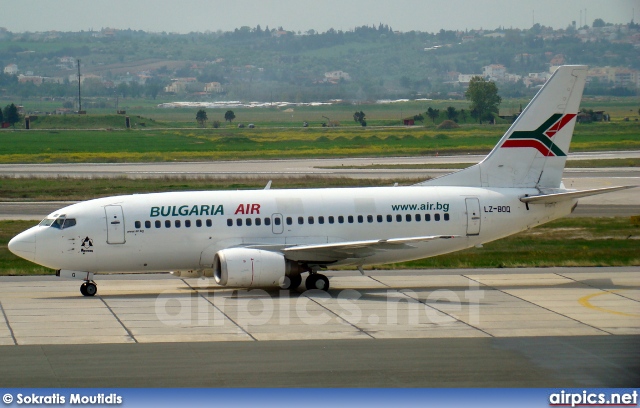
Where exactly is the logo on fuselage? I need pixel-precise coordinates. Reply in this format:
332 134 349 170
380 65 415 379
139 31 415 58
501 113 576 157
80 236 94 254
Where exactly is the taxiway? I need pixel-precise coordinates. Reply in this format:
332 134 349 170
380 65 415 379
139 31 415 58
0 267 637 387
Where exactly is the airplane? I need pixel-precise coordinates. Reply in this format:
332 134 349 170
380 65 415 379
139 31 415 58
8 65 632 296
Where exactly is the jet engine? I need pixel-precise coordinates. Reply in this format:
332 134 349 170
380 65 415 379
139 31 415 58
213 248 305 288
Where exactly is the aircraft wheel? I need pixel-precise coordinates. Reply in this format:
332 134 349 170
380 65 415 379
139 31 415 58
83 282 97 297
305 274 329 291
281 274 302 290
80 283 87 296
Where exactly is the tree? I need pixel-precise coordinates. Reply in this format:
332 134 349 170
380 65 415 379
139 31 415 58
459 109 467 122
413 114 424 123
592 18 606 28
353 110 366 126
196 109 208 127
465 76 501 124
0 107 3 125
224 110 236 123
426 107 440 124
446 106 458 121
3 103 21 128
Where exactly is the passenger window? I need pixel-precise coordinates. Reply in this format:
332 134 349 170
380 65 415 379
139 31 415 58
246 218 252 226
406 214 412 222
236 218 242 226
286 217 292 225
396 214 402 222
357 215 363 223
338 216 344 224
298 216 304 225
63 218 76 229
206 219 212 227
319 216 324 224
165 220 171 228
135 221 141 229
328 216 334 224
145 221 151 228
377 215 383 222
308 216 314 224
444 213 450 221
435 213 440 221
155 220 161 228
425 214 431 222
274 217 281 226
175 220 181 228
348 216 354 223
415 214 421 222
185 220 191 228
227 219 233 227
255 218 262 226
387 215 392 222
367 215 373 223
265 217 271 226
196 219 202 227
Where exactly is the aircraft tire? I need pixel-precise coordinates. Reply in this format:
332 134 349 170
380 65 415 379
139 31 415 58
305 274 330 291
282 274 302 290
84 282 97 297
80 283 87 296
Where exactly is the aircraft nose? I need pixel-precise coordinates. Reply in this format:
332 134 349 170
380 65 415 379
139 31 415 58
8 228 37 262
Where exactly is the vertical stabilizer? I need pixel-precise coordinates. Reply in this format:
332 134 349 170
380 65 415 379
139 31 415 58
420 65 587 188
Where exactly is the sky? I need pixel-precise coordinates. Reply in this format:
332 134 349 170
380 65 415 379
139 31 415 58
4 0 638 34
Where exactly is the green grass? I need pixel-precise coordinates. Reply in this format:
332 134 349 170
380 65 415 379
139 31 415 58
1 217 638 276
0 121 638 163
374 217 640 270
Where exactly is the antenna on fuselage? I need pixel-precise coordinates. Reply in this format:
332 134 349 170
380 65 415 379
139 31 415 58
264 180 272 190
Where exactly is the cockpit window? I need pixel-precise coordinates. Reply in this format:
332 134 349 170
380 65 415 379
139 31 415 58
39 218 55 227
39 214 76 230
63 218 76 229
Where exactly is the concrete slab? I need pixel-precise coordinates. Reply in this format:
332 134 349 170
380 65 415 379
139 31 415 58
0 267 637 346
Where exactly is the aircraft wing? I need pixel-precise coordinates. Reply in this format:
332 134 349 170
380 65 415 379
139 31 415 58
282 235 458 263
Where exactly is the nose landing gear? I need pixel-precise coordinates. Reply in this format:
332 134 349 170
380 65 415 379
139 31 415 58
80 281 97 296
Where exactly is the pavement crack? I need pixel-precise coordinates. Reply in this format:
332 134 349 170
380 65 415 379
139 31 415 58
555 272 640 304
181 279 257 341
464 275 613 336
0 300 17 345
98 296 138 343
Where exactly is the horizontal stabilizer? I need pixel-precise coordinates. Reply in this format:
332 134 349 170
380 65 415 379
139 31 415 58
520 186 635 204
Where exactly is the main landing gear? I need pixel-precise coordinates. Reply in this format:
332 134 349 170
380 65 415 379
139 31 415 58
80 281 97 297
280 273 330 291
305 273 330 291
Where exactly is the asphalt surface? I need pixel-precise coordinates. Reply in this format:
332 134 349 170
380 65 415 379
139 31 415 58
0 336 638 387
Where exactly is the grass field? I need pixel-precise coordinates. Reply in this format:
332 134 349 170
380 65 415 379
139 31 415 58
2 217 638 276
0 121 638 163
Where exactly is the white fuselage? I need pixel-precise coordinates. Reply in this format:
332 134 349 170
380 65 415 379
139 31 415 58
14 185 575 274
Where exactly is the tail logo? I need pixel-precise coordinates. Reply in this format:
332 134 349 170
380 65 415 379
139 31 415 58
501 113 576 157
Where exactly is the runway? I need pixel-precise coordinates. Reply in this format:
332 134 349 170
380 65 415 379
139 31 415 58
1 151 639 179
0 267 638 387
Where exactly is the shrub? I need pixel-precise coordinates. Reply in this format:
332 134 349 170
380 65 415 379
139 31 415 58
437 120 460 129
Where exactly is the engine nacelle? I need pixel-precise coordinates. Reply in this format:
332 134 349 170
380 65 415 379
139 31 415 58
214 248 293 288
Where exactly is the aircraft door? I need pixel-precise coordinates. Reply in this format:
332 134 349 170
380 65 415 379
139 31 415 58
105 205 126 244
271 213 284 234
465 198 481 236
